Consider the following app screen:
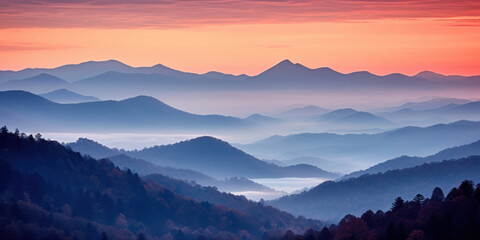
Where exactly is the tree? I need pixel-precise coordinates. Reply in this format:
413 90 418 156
391 197 405 211
0 126 8 135
458 180 474 197
318 227 331 240
407 230 425 240
335 215 368 240
101 231 109 240
413 194 425 204
430 187 444 202
137 233 147 240
35 133 42 141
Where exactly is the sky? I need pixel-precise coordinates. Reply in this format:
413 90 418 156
1 0 479 76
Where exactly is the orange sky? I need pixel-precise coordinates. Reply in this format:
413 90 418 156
1 0 479 76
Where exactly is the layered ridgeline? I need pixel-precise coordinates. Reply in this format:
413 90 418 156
0 73 68 93
2 59 480 95
342 139 480 180
39 88 101 103
273 98 480 127
269 155 480 222
0 127 322 240
107 154 276 193
66 138 277 193
0 90 253 132
378 99 480 124
237 120 480 171
67 137 340 180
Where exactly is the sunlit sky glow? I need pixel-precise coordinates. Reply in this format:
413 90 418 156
1 0 479 75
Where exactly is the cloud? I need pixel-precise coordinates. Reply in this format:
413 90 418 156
0 42 76 51
0 0 479 28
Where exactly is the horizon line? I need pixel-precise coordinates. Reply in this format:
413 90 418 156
1 58 477 78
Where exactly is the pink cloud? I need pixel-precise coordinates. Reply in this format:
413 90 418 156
0 0 479 28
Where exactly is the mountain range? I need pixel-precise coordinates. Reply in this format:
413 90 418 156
0 90 252 132
39 88 100 103
315 108 392 127
67 137 340 180
378 99 480 123
342 139 480 180
237 120 480 171
67 138 276 192
0 127 321 239
269 155 480 222
1 59 480 99
274 105 331 120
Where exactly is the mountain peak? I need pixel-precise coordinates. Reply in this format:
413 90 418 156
278 59 294 65
414 71 445 78
122 95 164 104
29 73 65 81
258 59 310 77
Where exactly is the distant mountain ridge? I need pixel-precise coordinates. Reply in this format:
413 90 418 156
316 108 392 126
1 73 68 92
39 88 100 103
379 99 480 123
275 105 331 120
0 90 252 132
342 138 480 180
238 120 480 171
2 59 479 98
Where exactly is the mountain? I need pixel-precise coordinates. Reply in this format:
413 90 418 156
0 73 68 93
269 155 480 222
4 60 480 106
67 139 274 192
376 97 471 112
251 59 435 90
0 60 227 84
67 136 340 179
39 88 100 103
0 127 321 239
0 90 252 132
66 138 122 159
275 105 331 120
128 136 340 179
107 154 275 192
2 60 480 98
414 70 468 82
237 121 480 172
0 60 140 83
342 139 480 180
245 114 284 124
317 108 392 126
273 180 480 240
380 100 480 124
268 156 346 173
142 174 297 225
256 60 341 84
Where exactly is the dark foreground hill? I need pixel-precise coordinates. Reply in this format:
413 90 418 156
0 127 320 239
275 180 480 240
269 156 480 222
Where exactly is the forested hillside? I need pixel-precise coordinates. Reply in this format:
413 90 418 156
0 127 320 239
